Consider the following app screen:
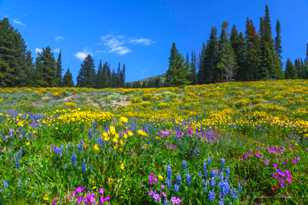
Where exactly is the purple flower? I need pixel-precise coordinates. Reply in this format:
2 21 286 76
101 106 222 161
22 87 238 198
152 192 161 202
186 172 192 186
85 193 96 204
292 156 300 164
52 145 63 156
174 184 180 192
98 188 104 195
170 196 182 205
175 130 184 138
82 161 86 173
76 196 84 204
100 196 111 204
148 172 158 186
75 186 85 194
219 180 230 197
176 173 181 185
159 130 171 137
263 159 270 166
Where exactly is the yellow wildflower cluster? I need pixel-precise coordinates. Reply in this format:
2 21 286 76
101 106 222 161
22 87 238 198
101 124 133 150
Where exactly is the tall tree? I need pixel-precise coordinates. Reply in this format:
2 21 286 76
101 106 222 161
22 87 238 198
294 58 305 78
231 29 247 81
34 47 57 87
199 27 219 83
190 52 197 84
285 59 296 79
216 21 237 81
273 20 283 79
305 43 308 78
77 55 96 87
166 42 191 86
55 51 62 86
62 68 74 87
0 18 32 86
245 19 260 80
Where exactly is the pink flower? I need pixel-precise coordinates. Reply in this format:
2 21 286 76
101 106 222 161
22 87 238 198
148 172 158 185
99 188 104 195
100 196 111 204
273 163 278 168
171 196 182 205
76 196 84 204
255 151 263 158
292 156 300 164
75 186 85 194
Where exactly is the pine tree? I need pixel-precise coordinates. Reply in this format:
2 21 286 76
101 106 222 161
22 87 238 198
245 19 260 80
34 47 57 87
231 29 247 81
285 59 296 79
190 52 197 84
96 60 104 88
216 21 237 81
120 64 126 87
55 51 62 86
294 58 305 78
0 17 32 86
77 55 96 87
199 27 219 83
273 20 283 79
304 43 308 78
62 68 74 87
166 42 191 86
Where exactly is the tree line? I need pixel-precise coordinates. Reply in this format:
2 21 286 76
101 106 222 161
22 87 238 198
128 5 308 88
1 5 308 88
0 17 125 87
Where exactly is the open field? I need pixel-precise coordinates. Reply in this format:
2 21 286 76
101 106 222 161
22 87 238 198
0 80 307 204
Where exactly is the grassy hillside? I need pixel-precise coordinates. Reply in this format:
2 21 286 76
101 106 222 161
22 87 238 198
0 80 307 204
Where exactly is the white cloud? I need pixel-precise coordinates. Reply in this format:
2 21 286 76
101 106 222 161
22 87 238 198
13 19 26 27
35 48 43 54
74 50 91 61
129 38 154 46
55 36 64 41
101 34 131 55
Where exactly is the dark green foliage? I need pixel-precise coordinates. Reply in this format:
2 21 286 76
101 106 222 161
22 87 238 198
166 42 191 86
34 47 57 87
199 27 219 83
294 58 305 78
216 22 237 81
55 52 62 86
77 55 96 87
0 18 33 86
285 59 296 79
190 52 197 84
62 68 74 87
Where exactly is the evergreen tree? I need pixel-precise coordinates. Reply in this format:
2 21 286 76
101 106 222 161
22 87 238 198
77 55 96 87
231 29 247 81
34 47 57 87
165 42 191 86
199 27 219 83
96 60 104 88
0 17 32 86
190 52 197 84
273 20 283 79
304 43 308 78
62 68 74 87
120 64 126 87
55 51 62 86
245 19 260 80
285 59 296 79
294 58 305 78
216 21 237 81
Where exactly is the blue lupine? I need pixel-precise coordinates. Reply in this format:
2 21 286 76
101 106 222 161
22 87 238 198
9 129 14 137
219 180 230 198
207 157 212 165
186 172 192 186
182 160 188 170
88 128 93 139
82 161 86 173
230 188 238 200
53 145 63 156
225 167 230 178
203 161 207 177
167 164 172 180
176 173 181 185
97 137 104 146
166 179 171 189
78 140 84 152
71 153 77 166
3 180 8 189
174 183 180 192
210 177 216 188
208 190 215 201
221 158 225 168
210 170 217 178
218 199 224 205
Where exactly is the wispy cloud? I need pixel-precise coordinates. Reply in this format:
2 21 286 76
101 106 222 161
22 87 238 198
35 48 43 54
55 36 64 41
13 19 26 27
74 50 91 61
101 34 131 55
129 38 154 46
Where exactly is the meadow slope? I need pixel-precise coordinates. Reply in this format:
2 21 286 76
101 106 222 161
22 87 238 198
0 80 307 204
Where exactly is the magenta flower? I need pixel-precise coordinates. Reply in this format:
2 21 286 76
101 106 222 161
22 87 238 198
272 163 278 168
292 156 300 164
152 192 161 202
85 193 96 204
171 196 182 205
159 130 171 137
148 172 158 185
99 188 104 195
100 196 111 204
75 186 85 194
76 196 84 204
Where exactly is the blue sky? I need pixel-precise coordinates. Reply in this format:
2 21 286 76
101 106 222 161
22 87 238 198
0 0 307 82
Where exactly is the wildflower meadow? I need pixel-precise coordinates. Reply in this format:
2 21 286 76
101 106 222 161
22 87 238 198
0 80 307 204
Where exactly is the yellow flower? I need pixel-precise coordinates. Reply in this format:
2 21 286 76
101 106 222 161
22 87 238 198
43 193 49 201
119 116 128 124
107 177 113 185
102 131 110 140
137 129 148 137
120 162 125 170
25 141 30 146
93 144 100 152
109 126 116 135
127 130 133 137
158 175 164 181
123 133 128 139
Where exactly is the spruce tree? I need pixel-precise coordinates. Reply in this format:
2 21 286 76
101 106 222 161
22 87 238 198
0 17 32 86
217 22 237 81
199 27 219 83
166 42 191 86
232 31 247 81
55 51 62 86
96 60 104 88
34 47 57 87
77 55 96 87
190 52 197 84
305 43 308 78
62 68 74 87
285 59 296 79
245 19 260 80
273 20 283 79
